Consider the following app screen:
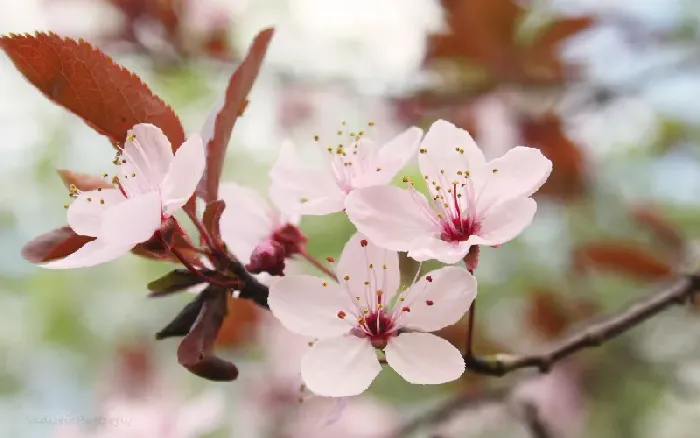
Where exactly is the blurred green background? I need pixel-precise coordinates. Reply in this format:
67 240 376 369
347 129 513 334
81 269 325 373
2 0 700 437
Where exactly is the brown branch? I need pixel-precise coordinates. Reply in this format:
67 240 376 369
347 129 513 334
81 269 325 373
393 387 510 438
464 274 700 376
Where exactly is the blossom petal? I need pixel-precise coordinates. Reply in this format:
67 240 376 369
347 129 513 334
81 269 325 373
419 120 485 210
337 232 400 307
268 275 355 338
270 141 346 216
354 127 423 187
40 239 132 269
301 335 381 397
161 134 206 214
123 123 173 187
67 189 125 237
345 186 438 252
473 146 552 214
219 183 276 264
399 267 477 332
385 332 465 384
100 191 162 246
476 197 537 246
407 236 479 264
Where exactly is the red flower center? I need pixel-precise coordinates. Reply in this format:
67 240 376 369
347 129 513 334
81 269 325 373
440 217 481 242
356 310 395 349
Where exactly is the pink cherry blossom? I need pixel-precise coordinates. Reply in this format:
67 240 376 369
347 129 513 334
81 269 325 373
218 182 306 274
269 126 423 216
268 232 476 397
42 124 205 269
345 119 552 264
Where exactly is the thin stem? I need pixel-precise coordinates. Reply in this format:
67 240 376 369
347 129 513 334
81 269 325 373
465 299 476 358
185 208 217 251
299 249 337 281
160 231 238 289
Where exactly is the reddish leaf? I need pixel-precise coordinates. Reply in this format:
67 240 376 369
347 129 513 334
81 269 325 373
0 33 184 148
573 241 674 281
197 28 274 202
57 169 112 191
426 0 593 84
522 115 587 200
202 199 226 244
215 295 261 348
631 204 684 251
527 289 571 339
21 227 94 263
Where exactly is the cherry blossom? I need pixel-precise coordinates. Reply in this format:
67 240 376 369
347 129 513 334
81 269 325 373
42 124 205 269
268 232 475 397
218 182 306 275
269 126 423 216
345 119 552 264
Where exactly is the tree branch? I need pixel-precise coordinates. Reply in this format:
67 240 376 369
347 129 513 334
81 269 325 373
464 274 700 376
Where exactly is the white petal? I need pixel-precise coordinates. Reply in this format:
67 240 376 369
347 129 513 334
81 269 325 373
385 332 465 384
40 239 132 269
270 141 346 216
407 236 478 264
345 187 438 252
123 123 173 188
301 336 381 397
336 232 400 308
353 127 423 187
268 275 356 338
473 146 552 215
476 197 537 246
419 120 485 210
100 191 162 246
161 133 206 214
399 267 477 332
67 189 125 237
219 183 276 264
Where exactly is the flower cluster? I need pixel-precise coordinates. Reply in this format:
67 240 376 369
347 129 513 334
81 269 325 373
34 117 551 398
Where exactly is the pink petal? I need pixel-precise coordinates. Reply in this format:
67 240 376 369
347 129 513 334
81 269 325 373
353 127 423 188
40 239 132 269
161 134 206 214
337 232 400 308
384 332 465 384
100 191 163 246
345 186 438 252
67 189 125 237
399 267 477 332
219 183 276 264
301 335 381 397
473 146 552 215
268 275 355 338
123 123 173 188
476 197 537 246
407 236 477 264
270 142 347 216
419 120 485 210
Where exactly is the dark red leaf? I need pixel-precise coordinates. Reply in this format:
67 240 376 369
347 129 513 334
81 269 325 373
147 269 208 297
184 355 239 382
21 227 94 263
215 296 261 348
57 169 112 191
155 292 207 340
202 199 226 244
197 28 274 202
0 32 184 148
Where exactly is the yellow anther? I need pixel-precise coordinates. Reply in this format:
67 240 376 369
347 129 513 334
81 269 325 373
322 282 328 287
492 168 498 173
344 275 350 281
100 199 105 204
86 197 92 202
419 148 427 154
130 173 136 177
440 169 445 174
314 135 320 141
368 264 373 269
300 197 309 203
368 121 375 126
127 132 136 142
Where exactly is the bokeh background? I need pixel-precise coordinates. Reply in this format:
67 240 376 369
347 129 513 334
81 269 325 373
2 0 700 437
